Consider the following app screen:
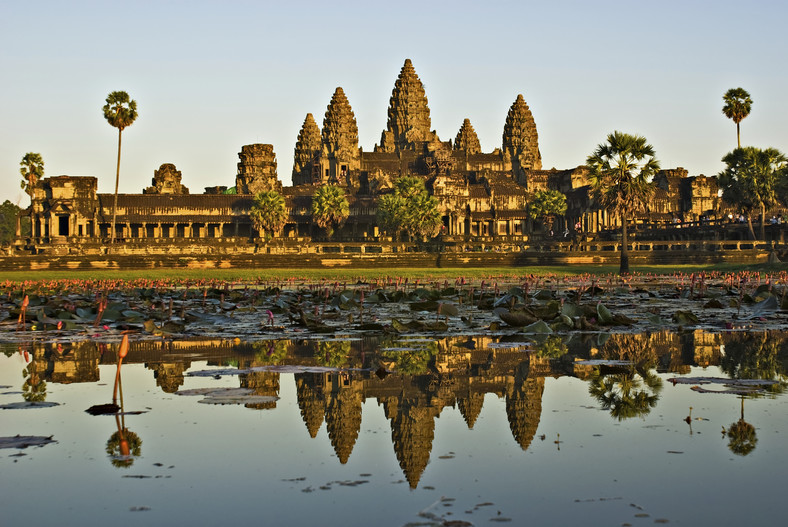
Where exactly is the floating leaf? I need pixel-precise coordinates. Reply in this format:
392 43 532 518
498 310 537 327
438 302 459 317
522 320 553 334
672 310 699 324
596 303 613 324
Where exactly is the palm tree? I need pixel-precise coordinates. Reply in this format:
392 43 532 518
19 152 44 198
103 91 138 243
722 88 752 148
311 185 349 238
249 190 288 239
717 146 787 240
727 397 757 456
586 131 659 274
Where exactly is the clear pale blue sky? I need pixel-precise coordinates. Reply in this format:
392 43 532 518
2 0 787 206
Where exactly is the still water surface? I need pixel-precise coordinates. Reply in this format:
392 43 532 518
1 333 786 526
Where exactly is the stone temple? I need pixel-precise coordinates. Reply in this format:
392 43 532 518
20 59 720 252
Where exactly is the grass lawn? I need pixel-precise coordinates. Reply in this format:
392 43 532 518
1 263 785 283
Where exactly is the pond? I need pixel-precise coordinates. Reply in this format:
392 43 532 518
1 329 786 526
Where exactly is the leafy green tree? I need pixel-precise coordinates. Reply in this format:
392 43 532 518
376 176 442 240
311 185 349 238
528 189 567 233
380 338 437 375
19 152 44 197
249 190 288 238
315 340 351 368
254 340 289 364
22 365 46 402
0 200 29 242
722 87 752 148
103 91 138 243
587 131 659 275
717 147 787 240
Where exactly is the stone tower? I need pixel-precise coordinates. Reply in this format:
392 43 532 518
454 118 481 154
235 144 281 195
502 94 542 184
378 59 439 153
144 163 189 195
320 87 360 186
292 113 322 186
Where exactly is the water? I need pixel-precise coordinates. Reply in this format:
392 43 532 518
1 332 786 526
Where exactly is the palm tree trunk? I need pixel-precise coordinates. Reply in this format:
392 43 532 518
759 203 766 241
619 217 630 275
111 129 122 244
736 122 741 149
746 215 756 240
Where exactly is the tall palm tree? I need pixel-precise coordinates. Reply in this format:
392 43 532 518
249 190 288 239
586 131 659 275
722 88 752 148
311 185 349 238
717 146 787 240
103 91 138 243
19 152 44 197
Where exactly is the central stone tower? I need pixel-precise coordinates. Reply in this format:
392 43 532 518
377 59 440 153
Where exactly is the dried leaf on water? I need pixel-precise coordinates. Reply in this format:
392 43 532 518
0 435 57 449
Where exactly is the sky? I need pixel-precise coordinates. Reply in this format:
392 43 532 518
2 0 787 206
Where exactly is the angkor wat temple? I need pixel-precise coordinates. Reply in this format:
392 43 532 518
22 59 722 255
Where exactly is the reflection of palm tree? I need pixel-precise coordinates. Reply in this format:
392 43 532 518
588 366 662 421
727 397 757 456
106 413 142 468
588 334 663 420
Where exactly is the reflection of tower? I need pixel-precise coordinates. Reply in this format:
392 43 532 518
386 395 439 489
148 361 190 393
324 375 363 464
295 373 326 438
505 363 545 450
457 391 485 429
239 359 280 410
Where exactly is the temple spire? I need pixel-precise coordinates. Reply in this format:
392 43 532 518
292 113 321 185
322 87 359 163
378 59 438 153
502 94 542 177
454 118 481 154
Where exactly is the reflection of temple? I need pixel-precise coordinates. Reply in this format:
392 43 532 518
25 329 774 488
